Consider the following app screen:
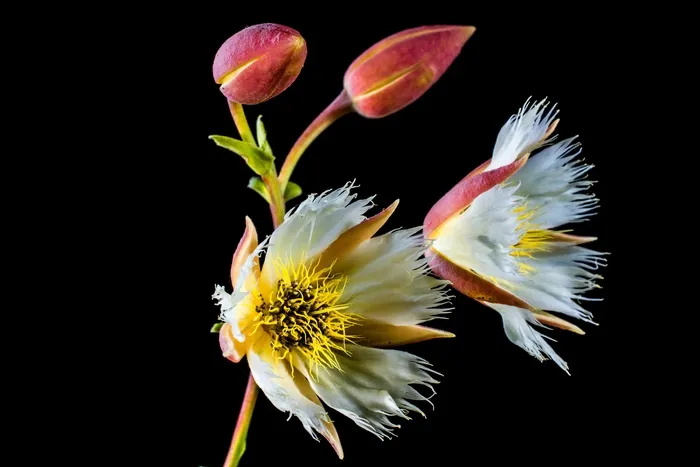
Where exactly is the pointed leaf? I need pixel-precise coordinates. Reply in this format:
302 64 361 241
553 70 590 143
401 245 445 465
256 115 273 155
283 181 302 202
247 176 271 202
248 176 271 202
210 322 223 333
209 135 274 175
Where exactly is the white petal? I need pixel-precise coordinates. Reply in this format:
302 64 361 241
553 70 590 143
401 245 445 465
261 182 374 286
503 246 606 323
297 345 439 440
234 236 268 292
212 239 268 341
247 337 337 443
489 98 558 171
432 184 606 324
212 286 251 342
432 183 523 279
511 137 598 229
486 302 569 374
335 227 451 325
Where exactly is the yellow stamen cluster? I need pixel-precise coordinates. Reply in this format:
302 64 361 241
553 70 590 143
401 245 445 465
510 202 555 274
251 257 359 374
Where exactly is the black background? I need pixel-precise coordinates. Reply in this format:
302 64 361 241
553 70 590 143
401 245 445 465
132 7 639 467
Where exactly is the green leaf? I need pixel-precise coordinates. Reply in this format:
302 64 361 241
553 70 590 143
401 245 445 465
210 322 223 333
284 181 303 202
247 176 270 203
256 115 273 156
209 135 274 175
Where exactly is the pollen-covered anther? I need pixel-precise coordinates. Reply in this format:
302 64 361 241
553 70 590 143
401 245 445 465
252 258 360 372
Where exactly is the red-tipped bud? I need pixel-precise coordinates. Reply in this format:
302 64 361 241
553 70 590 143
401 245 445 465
213 23 307 105
343 25 475 118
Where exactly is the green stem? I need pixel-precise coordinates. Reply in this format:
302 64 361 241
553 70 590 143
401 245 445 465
278 90 353 190
223 375 259 467
228 100 256 146
228 99 287 227
223 100 288 467
262 171 286 228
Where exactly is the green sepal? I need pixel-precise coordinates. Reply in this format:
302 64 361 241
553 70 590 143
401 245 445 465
209 135 274 175
210 322 224 333
248 176 271 203
284 181 303 202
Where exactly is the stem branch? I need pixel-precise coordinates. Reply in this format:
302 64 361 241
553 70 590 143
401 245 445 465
278 90 353 190
228 100 256 146
262 172 286 228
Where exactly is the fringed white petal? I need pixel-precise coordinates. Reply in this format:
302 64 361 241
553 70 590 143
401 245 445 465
297 345 440 440
233 236 268 292
488 98 558 171
212 286 248 342
511 137 598 229
247 337 337 443
432 183 524 279
432 182 606 324
486 303 569 374
506 246 606 323
212 239 268 341
335 227 452 325
261 182 375 286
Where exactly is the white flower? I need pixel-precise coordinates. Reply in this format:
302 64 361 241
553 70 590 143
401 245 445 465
215 184 453 457
424 98 606 374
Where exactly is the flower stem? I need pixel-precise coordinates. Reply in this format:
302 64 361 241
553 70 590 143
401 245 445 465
227 100 287 227
228 100 256 146
278 90 353 191
262 171 286 228
223 375 259 467
224 100 288 467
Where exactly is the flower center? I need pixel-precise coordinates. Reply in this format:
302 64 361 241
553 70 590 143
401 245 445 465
252 258 358 371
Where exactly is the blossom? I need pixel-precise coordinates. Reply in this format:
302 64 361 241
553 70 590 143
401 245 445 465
214 184 452 457
424 98 606 373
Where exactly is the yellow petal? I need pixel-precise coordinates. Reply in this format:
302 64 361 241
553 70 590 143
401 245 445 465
219 323 248 362
534 311 585 335
549 231 598 245
230 216 259 289
350 318 455 347
543 118 560 140
316 200 399 270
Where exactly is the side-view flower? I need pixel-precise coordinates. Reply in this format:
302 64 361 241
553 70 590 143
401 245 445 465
424 98 607 373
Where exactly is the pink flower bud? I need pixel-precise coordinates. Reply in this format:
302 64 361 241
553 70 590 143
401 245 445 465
344 25 475 118
213 23 307 105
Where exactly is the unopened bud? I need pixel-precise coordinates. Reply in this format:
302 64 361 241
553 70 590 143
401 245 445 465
344 25 475 118
213 23 307 104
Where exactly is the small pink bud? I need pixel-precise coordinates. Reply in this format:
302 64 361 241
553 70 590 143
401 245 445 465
344 25 475 118
213 23 307 105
